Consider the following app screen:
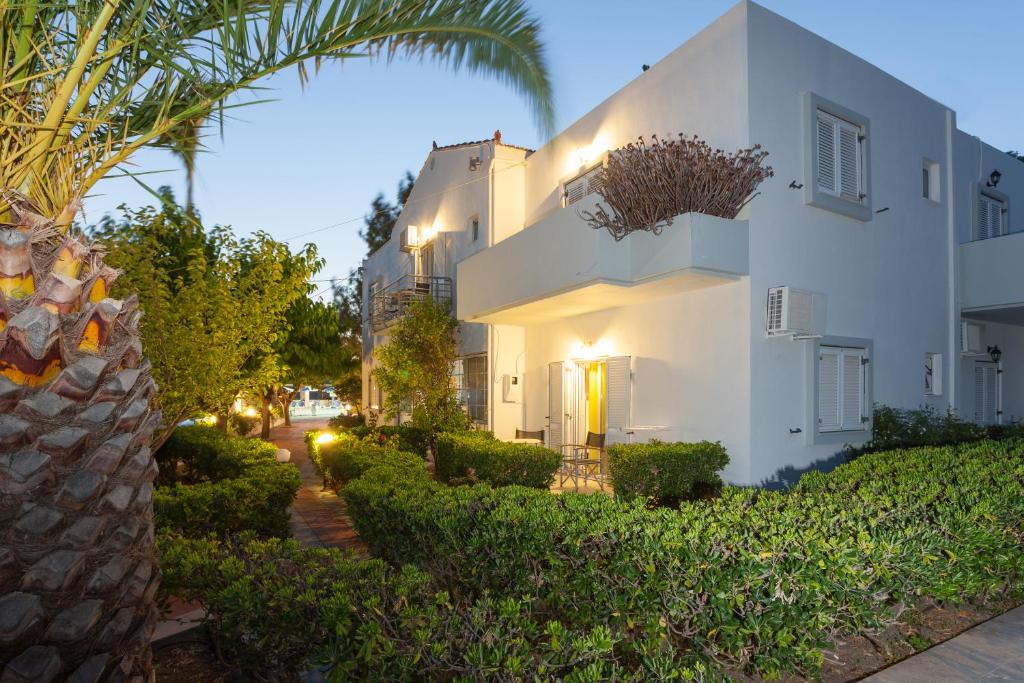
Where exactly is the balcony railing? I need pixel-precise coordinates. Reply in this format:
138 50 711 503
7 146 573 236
370 274 453 331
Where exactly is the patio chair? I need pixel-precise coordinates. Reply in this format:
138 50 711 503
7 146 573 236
515 428 544 442
558 431 607 491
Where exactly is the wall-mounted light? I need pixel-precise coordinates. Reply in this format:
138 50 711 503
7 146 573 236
986 169 1002 188
988 345 1003 364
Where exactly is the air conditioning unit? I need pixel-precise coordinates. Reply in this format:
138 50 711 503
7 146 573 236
399 226 415 252
961 321 984 354
766 287 826 337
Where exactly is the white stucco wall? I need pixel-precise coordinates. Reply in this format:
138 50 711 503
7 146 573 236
742 2 960 483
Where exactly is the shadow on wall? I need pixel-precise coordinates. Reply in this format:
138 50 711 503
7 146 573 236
759 449 851 490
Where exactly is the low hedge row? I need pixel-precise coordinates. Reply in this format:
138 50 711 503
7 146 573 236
341 423 430 455
856 403 1024 454
308 434 423 489
435 431 562 488
158 533 708 681
607 440 728 506
154 426 300 538
343 439 1024 678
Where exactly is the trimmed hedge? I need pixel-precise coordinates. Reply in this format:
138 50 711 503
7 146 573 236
344 424 430 455
607 440 728 506
343 439 1024 678
434 431 562 488
154 426 300 538
158 533 707 681
311 436 423 489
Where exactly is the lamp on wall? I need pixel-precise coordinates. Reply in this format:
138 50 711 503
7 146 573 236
988 345 1003 363
986 169 1002 188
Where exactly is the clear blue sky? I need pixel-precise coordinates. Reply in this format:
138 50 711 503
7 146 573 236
84 1 1023 291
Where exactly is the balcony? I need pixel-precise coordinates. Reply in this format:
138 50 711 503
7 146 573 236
370 274 453 332
960 232 1024 324
457 198 748 325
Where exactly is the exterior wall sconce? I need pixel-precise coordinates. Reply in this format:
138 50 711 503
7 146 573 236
986 169 1002 188
988 345 1002 363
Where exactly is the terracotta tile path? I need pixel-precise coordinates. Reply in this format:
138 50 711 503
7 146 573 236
272 417 368 555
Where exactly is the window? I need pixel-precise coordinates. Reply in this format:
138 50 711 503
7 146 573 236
924 352 943 396
816 110 862 202
563 164 604 206
803 93 871 221
817 345 868 433
922 159 940 201
454 354 488 423
471 216 479 242
976 191 1007 240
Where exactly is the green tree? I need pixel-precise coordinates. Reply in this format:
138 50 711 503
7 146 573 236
0 1 551 676
93 190 319 447
261 295 356 437
373 297 468 444
361 170 415 255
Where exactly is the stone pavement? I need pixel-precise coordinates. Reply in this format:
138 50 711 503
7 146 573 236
273 417 367 554
863 605 1024 683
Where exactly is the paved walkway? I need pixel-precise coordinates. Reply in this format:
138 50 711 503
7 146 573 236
273 417 367 554
863 606 1024 682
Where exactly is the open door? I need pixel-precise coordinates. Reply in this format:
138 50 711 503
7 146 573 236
547 361 563 451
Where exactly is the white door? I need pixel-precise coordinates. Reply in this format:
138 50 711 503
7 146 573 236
547 362 563 451
973 362 1000 424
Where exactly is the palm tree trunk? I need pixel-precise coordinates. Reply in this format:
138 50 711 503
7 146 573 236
0 220 160 681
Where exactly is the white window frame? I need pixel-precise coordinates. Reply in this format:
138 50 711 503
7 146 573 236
806 336 873 445
803 92 872 222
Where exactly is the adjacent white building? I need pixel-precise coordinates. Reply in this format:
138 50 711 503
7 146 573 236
361 1 1024 486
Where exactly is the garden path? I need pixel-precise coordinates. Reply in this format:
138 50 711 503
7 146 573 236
862 605 1024 682
271 417 368 554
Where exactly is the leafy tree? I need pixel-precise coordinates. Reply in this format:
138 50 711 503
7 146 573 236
373 297 469 445
259 295 356 437
94 189 319 447
362 171 415 255
0 0 551 676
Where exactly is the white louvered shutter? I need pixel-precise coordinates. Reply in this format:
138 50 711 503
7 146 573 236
818 349 841 431
974 364 998 424
565 165 604 206
977 194 1004 240
606 356 631 431
841 350 865 430
837 122 861 201
816 113 837 195
547 362 563 450
984 365 997 424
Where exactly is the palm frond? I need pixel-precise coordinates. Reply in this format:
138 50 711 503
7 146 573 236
0 0 553 228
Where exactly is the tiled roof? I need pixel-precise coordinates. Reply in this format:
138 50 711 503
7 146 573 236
431 131 534 155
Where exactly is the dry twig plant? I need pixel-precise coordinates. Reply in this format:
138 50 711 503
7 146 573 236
581 134 774 240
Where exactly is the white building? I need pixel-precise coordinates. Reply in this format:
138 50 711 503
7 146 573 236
361 1 1024 486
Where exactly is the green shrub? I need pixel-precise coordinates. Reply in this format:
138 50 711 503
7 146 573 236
607 440 728 506
157 533 704 681
154 427 300 538
856 403 1024 455
327 412 364 430
340 424 431 455
344 438 1024 678
435 432 561 488
318 439 424 488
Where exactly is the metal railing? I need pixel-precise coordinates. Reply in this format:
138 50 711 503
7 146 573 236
370 274 453 331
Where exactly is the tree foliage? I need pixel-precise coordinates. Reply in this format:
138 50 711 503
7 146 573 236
372 297 467 438
93 189 319 446
361 171 415 255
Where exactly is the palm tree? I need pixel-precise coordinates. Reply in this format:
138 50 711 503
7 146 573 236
0 1 552 679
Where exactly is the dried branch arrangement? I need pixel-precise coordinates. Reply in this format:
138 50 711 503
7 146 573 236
581 134 774 240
